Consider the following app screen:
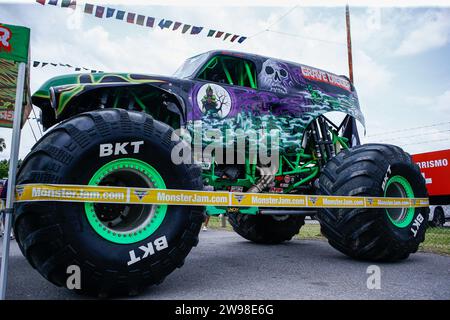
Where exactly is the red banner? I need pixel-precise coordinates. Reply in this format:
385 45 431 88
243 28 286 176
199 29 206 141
412 149 450 196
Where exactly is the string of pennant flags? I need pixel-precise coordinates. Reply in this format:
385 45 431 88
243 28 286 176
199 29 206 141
32 60 103 73
35 0 248 43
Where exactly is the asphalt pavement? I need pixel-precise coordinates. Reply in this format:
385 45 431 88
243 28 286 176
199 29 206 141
1 229 449 300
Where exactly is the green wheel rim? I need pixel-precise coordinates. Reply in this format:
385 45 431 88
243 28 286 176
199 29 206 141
85 158 167 244
384 175 415 228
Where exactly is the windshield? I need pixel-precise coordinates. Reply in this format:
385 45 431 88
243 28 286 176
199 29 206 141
173 53 209 79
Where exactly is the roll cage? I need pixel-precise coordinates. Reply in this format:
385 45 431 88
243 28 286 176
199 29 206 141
195 55 258 89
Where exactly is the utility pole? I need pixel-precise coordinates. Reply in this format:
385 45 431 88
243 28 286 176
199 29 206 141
346 4 354 84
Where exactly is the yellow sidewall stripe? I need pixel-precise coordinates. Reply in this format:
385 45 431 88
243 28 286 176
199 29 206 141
15 184 429 209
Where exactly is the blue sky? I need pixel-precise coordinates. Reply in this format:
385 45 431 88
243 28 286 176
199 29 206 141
1 0 450 159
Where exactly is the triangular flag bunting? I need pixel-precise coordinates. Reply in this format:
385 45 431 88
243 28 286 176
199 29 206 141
190 26 203 35
146 17 155 27
84 3 94 14
127 13 136 23
230 35 239 42
181 24 191 34
95 6 105 18
237 36 247 43
136 15 145 26
106 8 115 18
173 22 182 31
116 10 125 20
33 2 244 44
158 19 173 29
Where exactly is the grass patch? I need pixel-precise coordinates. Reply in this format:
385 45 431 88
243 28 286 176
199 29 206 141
419 227 450 256
207 216 450 255
295 224 450 255
206 216 233 231
295 223 324 240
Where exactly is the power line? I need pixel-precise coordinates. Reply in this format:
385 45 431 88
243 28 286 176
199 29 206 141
232 6 346 48
230 5 298 48
31 106 43 137
367 122 450 138
371 129 450 143
246 30 267 41
265 30 346 46
266 5 298 30
398 137 450 147
27 118 38 143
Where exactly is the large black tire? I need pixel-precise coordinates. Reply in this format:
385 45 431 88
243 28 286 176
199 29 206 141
228 213 305 244
14 109 204 297
316 144 429 262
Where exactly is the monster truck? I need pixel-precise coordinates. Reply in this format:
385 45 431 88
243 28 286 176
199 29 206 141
15 50 428 296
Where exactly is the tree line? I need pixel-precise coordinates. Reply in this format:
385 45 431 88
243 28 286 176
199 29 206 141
0 137 22 178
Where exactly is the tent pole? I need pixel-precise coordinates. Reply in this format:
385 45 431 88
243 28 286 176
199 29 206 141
0 62 26 300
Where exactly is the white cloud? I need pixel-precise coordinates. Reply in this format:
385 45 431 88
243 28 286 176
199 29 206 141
353 49 393 95
404 95 434 106
404 89 450 112
366 89 450 153
394 11 450 56
436 89 450 111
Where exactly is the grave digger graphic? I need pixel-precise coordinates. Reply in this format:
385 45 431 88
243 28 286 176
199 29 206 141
16 50 428 296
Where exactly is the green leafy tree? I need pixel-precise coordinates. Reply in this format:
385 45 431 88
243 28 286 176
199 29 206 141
0 159 8 178
0 159 23 178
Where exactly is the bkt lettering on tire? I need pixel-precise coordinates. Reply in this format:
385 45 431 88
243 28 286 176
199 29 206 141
99 141 144 157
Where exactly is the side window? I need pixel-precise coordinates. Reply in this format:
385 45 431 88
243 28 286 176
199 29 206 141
196 56 257 89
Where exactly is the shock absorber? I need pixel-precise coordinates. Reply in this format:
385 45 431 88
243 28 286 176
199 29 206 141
311 117 335 167
310 120 326 167
317 116 336 159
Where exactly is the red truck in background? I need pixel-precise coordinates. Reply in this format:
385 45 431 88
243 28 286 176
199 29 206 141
412 149 450 227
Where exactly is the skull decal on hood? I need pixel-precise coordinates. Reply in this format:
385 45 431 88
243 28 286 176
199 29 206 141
258 59 293 94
